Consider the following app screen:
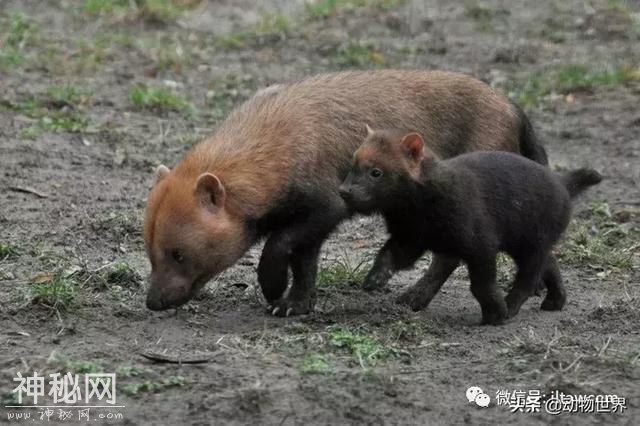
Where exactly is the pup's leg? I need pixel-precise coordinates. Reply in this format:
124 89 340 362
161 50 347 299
467 256 508 325
540 254 566 311
363 237 424 291
506 252 546 318
396 254 460 311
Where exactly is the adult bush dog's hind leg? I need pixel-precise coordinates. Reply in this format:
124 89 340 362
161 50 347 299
505 252 547 318
467 256 508 325
540 254 566 311
260 194 346 316
396 255 460 310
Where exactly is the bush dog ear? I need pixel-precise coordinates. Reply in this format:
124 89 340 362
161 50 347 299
400 132 425 162
365 124 375 138
195 173 226 213
155 164 170 183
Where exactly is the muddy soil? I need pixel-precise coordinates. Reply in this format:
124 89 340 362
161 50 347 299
0 0 639 425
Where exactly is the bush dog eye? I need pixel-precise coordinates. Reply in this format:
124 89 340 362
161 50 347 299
171 250 184 264
143 70 550 314
369 168 383 179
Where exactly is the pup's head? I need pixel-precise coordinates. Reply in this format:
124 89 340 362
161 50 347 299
339 125 433 213
143 166 249 311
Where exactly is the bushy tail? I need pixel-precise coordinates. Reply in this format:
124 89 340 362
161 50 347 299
513 103 549 166
562 168 602 198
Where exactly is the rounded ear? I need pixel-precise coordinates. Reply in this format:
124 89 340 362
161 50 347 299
195 173 226 213
155 164 170 183
400 132 425 161
365 124 375 138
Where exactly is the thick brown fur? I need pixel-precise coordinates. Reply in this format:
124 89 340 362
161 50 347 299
144 70 546 313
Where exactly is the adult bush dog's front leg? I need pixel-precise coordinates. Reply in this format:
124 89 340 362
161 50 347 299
258 232 292 304
267 242 322 317
261 197 346 317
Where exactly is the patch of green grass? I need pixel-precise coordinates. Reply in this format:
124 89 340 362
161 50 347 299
30 272 80 312
305 0 341 19
299 353 331 375
607 0 633 13
389 320 422 343
215 32 251 50
122 376 186 397
0 243 20 260
305 0 404 20
136 0 199 23
215 12 292 51
83 0 130 15
508 64 640 108
130 85 195 116
328 327 391 367
117 366 152 378
69 360 103 374
318 254 371 287
255 12 291 35
83 0 198 24
0 12 34 69
136 36 192 73
30 244 61 268
38 114 88 133
104 262 142 287
2 91 90 138
46 85 92 107
560 202 639 273
335 41 386 68
3 392 22 407
43 355 107 381
537 15 567 43
464 0 494 32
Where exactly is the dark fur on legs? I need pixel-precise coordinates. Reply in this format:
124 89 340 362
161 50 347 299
255 188 346 316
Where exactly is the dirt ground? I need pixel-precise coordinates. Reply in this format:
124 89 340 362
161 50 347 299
1 0 639 424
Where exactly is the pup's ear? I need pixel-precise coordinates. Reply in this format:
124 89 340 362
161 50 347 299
365 124 375 138
195 173 226 213
155 165 170 183
400 132 425 162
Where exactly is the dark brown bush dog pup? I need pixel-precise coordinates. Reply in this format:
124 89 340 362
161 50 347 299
339 127 601 324
143 70 550 316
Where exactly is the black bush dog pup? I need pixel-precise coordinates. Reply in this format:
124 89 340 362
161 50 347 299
339 127 602 324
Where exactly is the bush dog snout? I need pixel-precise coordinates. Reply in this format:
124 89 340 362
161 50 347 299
341 128 601 325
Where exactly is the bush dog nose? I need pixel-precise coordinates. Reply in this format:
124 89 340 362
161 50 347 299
338 185 352 201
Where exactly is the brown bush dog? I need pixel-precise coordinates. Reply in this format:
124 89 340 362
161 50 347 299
339 128 601 324
143 70 551 316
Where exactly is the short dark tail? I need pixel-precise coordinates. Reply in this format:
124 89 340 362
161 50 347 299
562 168 602 198
513 103 549 166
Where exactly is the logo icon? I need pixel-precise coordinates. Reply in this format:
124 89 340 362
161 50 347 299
466 386 490 407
